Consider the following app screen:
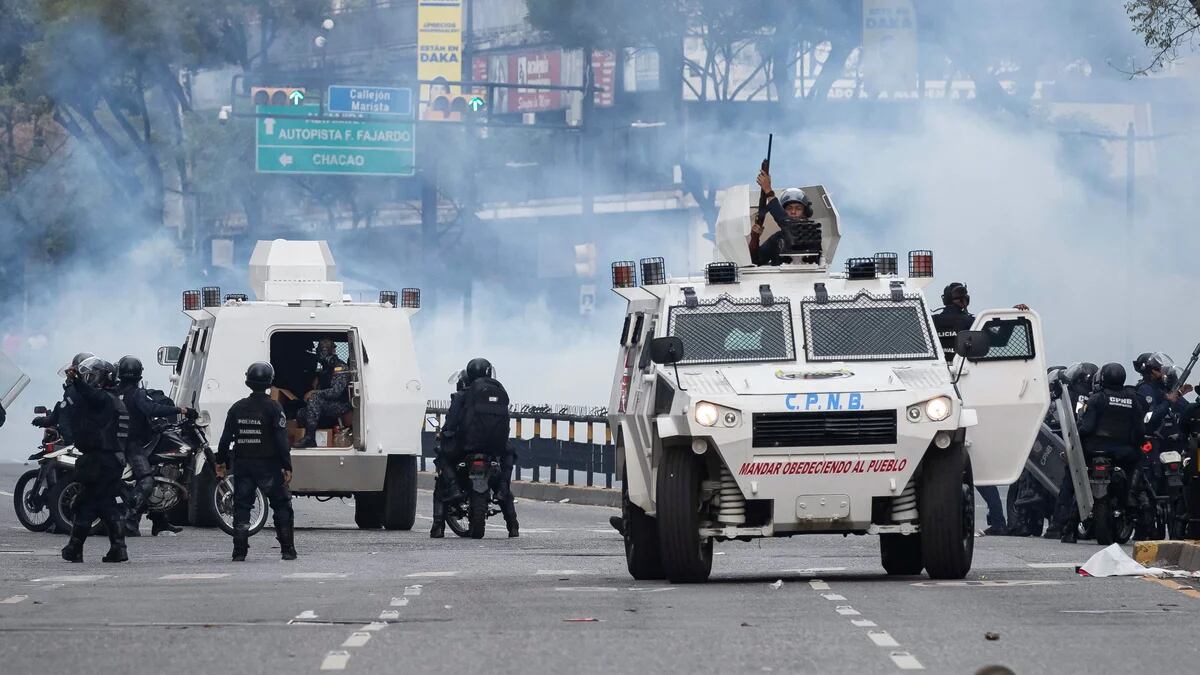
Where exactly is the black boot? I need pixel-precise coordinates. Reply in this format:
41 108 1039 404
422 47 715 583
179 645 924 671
609 515 626 536
439 471 463 504
1060 518 1078 544
101 517 129 563
501 499 519 538
150 512 182 536
277 523 298 561
232 525 249 562
61 523 89 563
430 495 445 538
124 510 142 537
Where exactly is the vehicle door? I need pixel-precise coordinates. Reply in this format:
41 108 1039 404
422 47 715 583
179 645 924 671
174 317 216 410
346 328 366 450
953 309 1050 485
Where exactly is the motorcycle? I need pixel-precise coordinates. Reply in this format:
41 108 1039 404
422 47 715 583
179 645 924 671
12 407 72 533
1132 425 1190 541
1087 454 1136 545
429 417 504 539
51 414 269 537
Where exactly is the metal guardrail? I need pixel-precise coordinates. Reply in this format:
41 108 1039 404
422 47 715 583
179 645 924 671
422 401 617 489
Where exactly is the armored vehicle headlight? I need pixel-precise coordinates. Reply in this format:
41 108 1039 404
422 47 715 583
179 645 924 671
906 406 922 422
723 411 740 427
924 396 952 422
694 402 720 427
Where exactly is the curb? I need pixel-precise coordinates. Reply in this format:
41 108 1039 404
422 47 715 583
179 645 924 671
416 471 620 508
1133 540 1200 572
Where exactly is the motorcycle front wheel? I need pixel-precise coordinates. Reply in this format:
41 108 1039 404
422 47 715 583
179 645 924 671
48 480 101 534
445 499 472 538
208 476 268 536
13 469 54 532
468 492 488 539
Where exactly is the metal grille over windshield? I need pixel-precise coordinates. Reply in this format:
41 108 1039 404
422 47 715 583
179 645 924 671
801 291 937 362
668 296 796 365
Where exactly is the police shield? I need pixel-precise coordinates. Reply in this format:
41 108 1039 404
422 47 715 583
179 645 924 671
0 350 30 409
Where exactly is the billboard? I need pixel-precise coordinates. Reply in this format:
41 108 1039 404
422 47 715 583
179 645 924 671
861 0 919 97
418 0 464 120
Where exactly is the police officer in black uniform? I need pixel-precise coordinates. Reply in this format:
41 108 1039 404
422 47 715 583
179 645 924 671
751 171 816 266
298 338 353 448
60 358 131 563
115 356 191 537
213 362 297 562
430 371 468 538
439 358 519 537
31 352 95 445
1062 362 1146 542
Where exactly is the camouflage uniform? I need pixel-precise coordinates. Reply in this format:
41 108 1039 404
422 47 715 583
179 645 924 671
302 359 352 440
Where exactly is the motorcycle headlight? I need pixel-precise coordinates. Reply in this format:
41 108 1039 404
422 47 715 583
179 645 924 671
694 402 720 427
924 396 952 422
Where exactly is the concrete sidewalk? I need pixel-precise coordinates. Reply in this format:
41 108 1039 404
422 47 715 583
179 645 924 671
1133 540 1200 572
416 471 620 508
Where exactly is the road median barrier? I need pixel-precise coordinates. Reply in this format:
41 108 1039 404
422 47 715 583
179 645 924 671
1133 540 1200 572
416 471 620 508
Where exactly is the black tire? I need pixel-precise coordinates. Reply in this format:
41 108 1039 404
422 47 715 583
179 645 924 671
1115 508 1135 545
919 444 974 579
880 534 923 575
355 492 385 529
206 476 268 536
383 455 417 531
656 446 713 584
446 498 471 537
1093 500 1115 545
1167 497 1188 540
49 480 100 534
468 492 487 539
621 467 665 580
14 470 54 533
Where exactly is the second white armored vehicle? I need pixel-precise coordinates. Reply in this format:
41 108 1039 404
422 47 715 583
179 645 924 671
158 240 424 530
609 184 1048 582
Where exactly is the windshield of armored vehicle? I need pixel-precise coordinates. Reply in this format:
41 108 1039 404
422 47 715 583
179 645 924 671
801 292 938 362
668 297 796 365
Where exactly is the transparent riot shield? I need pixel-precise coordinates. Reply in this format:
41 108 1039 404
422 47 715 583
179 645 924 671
0 350 30 409
1054 381 1093 521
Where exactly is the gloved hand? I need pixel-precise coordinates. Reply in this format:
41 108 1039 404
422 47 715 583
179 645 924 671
31 416 47 427
183 407 199 420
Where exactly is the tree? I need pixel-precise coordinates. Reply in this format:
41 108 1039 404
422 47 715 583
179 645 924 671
1125 0 1200 72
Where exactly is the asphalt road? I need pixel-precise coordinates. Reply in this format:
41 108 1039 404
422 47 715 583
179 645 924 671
0 461 1195 674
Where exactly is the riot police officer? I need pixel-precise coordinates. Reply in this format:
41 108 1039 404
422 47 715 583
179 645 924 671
1062 362 1146 543
298 338 352 448
1046 362 1097 540
213 362 297 561
440 358 519 537
115 356 191 537
430 371 468 538
31 351 95 445
1137 353 1192 422
751 171 815 266
60 358 130 563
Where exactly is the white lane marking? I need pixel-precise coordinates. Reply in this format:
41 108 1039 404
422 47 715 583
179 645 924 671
415 515 433 521
0 491 13 496
390 597 409 607
821 593 847 601
537 570 588 575
379 610 400 620
0 595 29 604
783 567 847 574
31 575 108 583
160 573 231 580
404 585 423 596
851 619 878 627
405 571 458 578
555 587 618 593
295 610 318 620
34 584 64 591
285 573 348 579
868 631 901 648
911 580 1061 588
320 651 351 671
809 580 831 591
1027 562 1083 569
360 622 388 632
341 632 372 648
889 652 925 670
835 606 861 616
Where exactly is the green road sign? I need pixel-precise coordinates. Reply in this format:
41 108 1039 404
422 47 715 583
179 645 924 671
468 96 486 112
254 104 415 176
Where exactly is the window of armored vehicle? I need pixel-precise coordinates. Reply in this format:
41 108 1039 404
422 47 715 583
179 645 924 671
969 317 1036 362
637 322 657 370
667 296 796 365
800 291 938 362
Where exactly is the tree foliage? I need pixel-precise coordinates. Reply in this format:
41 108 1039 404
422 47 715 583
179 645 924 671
1125 0 1200 72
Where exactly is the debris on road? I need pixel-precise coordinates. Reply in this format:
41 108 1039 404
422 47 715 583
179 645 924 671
985 632 1000 641
769 580 783 590
1079 544 1200 579
564 618 601 623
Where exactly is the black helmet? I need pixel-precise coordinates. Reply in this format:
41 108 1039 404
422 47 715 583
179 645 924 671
1099 362 1127 388
71 352 95 368
1145 352 1173 373
777 188 814 218
77 357 116 388
1133 352 1153 376
465 358 493 384
245 362 275 390
941 282 969 306
1064 362 1099 392
117 356 143 382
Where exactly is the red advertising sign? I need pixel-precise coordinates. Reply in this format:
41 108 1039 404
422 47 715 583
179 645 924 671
592 50 616 107
509 51 562 113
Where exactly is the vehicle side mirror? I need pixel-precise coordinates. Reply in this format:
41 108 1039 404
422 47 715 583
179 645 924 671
157 345 181 366
954 330 991 360
649 337 685 365
34 406 47 414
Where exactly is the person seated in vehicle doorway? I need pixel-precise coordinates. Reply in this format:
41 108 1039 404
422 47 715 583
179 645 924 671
436 358 519 538
297 338 352 448
213 362 297 562
430 371 469 538
1061 362 1146 543
751 170 814 266
115 355 192 537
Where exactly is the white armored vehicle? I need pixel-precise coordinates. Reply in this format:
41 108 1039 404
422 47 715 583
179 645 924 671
158 240 424 530
609 184 1048 582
